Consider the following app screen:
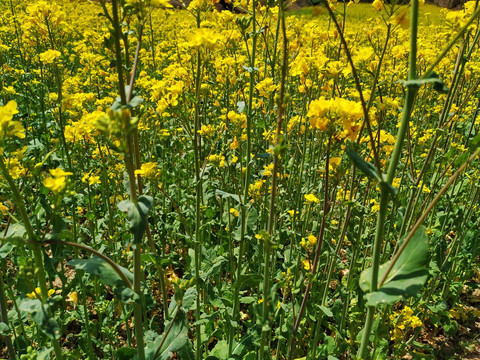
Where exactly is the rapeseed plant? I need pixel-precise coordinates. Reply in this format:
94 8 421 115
0 0 479 359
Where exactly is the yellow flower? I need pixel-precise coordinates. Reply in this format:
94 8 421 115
150 0 173 7
229 208 239 217
308 234 317 246
66 291 78 307
39 49 61 64
372 0 383 11
302 260 312 271
370 199 380 213
82 172 101 186
0 203 8 215
0 100 24 141
197 124 216 138
304 193 320 204
300 238 307 248
255 77 277 97
208 154 225 168
329 157 342 172
187 28 222 50
230 136 239 150
287 209 299 218
43 168 73 194
26 287 55 299
389 8 408 29
134 162 160 179
262 163 275 177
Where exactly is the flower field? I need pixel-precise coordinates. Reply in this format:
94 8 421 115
1 0 480 359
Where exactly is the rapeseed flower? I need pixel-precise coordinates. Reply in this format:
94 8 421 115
43 168 73 194
39 50 61 64
0 101 24 141
135 162 160 179
304 193 320 204
27 287 55 299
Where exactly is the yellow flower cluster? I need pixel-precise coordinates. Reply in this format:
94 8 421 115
389 306 423 341
39 49 61 64
307 97 363 141
26 287 56 299
304 193 320 204
207 154 226 168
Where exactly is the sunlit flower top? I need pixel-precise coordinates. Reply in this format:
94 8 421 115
307 97 363 141
0 101 24 141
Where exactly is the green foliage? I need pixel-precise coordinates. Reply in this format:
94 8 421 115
360 227 429 306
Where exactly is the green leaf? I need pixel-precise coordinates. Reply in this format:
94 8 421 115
360 226 429 306
0 322 10 335
2 223 26 245
181 287 197 311
67 256 137 304
232 332 255 356
232 274 262 291
210 340 229 359
345 144 380 182
118 195 153 243
215 189 240 204
115 347 137 360
145 310 194 360
246 207 258 229
36 348 53 360
399 72 448 93
19 299 61 339
0 242 14 259
318 305 333 318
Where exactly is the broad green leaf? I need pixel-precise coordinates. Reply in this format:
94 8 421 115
145 310 194 360
246 207 258 229
118 195 153 243
0 322 10 335
19 299 61 340
3 224 26 244
232 274 262 291
67 256 137 304
360 226 429 306
37 348 53 360
345 144 380 182
0 242 14 258
181 287 197 311
232 332 255 356
115 347 137 360
210 340 229 359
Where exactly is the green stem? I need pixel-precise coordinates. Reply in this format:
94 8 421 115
228 0 257 355
0 156 64 360
109 1 145 359
358 1 419 358
0 265 17 360
192 12 203 359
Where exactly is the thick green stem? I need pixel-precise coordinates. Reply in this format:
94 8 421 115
358 2 419 358
110 1 145 359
